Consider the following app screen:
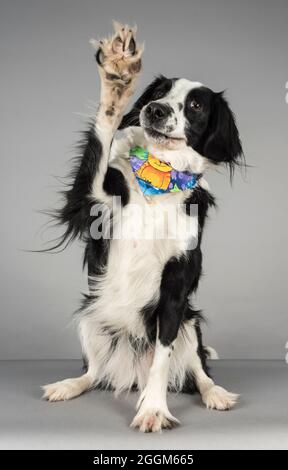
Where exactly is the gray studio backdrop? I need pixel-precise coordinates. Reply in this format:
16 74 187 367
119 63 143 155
1 0 287 360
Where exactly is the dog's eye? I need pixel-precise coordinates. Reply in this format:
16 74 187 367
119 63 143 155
190 100 201 110
154 90 165 100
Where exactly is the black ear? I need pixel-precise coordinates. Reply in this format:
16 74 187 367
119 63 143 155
118 75 168 130
202 92 243 174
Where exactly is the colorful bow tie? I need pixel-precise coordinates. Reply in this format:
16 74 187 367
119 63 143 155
129 146 201 196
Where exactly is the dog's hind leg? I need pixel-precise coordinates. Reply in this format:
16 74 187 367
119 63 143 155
42 373 94 402
42 318 100 401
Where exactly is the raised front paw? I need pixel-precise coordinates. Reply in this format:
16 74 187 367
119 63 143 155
91 21 143 87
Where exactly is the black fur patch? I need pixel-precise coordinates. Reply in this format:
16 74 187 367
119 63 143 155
103 167 130 206
141 301 158 345
195 318 210 376
157 256 198 346
118 75 174 130
184 186 216 243
49 126 103 251
184 89 244 177
200 93 243 175
83 236 110 276
142 250 205 347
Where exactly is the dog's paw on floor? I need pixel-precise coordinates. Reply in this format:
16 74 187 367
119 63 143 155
131 409 179 433
202 385 239 410
42 376 89 402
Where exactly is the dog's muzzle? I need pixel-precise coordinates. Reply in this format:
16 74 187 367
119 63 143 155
144 102 172 128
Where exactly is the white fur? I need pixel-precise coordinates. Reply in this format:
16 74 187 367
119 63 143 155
42 374 93 401
202 386 239 410
131 341 179 432
140 79 203 141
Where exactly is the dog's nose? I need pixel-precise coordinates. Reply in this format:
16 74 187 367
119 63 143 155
145 102 169 121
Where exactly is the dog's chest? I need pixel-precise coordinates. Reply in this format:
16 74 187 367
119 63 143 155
111 155 198 254
100 158 198 335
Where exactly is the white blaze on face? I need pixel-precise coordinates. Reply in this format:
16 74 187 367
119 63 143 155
156 79 203 138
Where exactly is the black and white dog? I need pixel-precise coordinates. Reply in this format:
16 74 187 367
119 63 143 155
42 23 243 432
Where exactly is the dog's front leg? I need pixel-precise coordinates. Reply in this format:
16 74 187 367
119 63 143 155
91 22 143 202
131 337 179 433
131 259 187 432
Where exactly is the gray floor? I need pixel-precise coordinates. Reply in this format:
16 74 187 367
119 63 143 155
0 360 287 450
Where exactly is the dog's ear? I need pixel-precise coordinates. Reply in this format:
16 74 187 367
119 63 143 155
118 75 169 130
202 92 243 174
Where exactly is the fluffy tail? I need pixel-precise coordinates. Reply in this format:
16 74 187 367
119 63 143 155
205 346 219 360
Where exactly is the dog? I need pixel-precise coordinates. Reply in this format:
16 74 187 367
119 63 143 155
42 22 243 432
